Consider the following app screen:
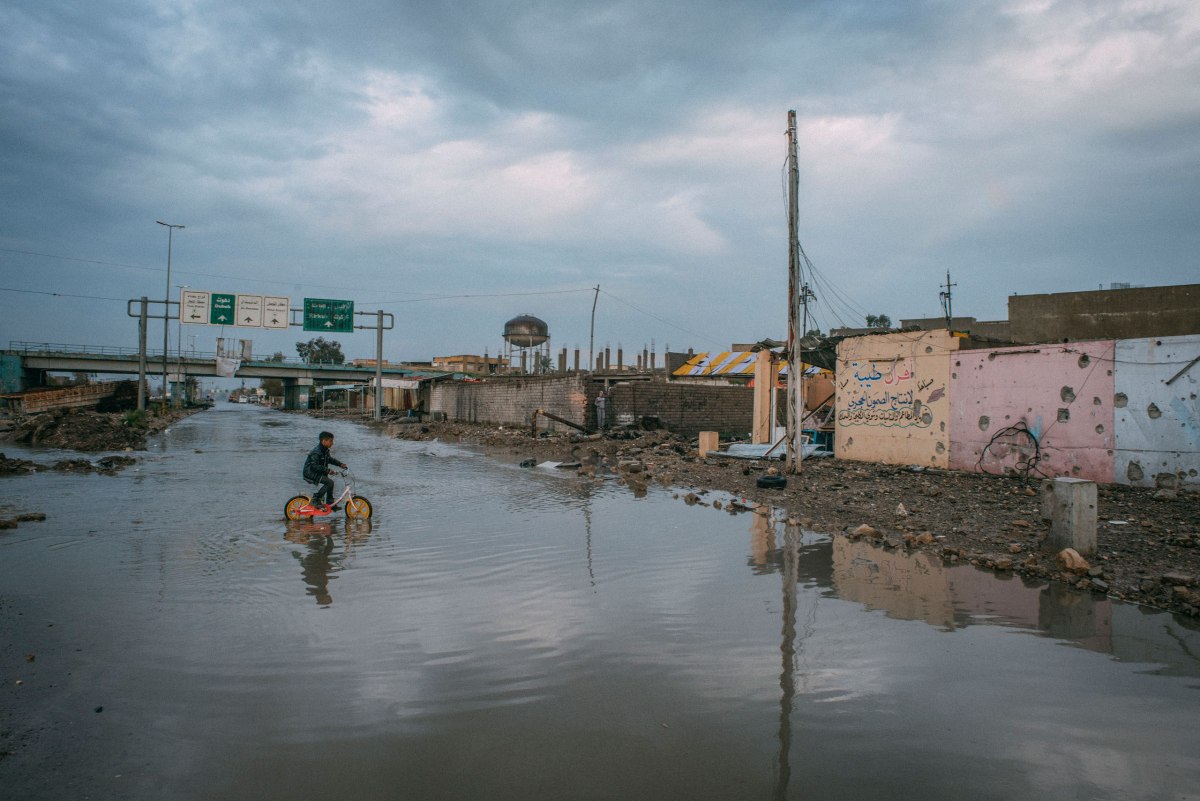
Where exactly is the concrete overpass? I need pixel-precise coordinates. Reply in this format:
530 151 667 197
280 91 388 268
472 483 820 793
1 342 451 409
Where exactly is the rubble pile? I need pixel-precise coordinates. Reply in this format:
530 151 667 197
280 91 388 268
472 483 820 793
1 407 195 452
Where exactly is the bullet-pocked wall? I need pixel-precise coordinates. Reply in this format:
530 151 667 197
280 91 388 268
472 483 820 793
1113 335 1200 488
835 330 959 467
949 341 1116 482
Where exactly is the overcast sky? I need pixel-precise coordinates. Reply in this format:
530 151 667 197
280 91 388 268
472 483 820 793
2 0 1197 366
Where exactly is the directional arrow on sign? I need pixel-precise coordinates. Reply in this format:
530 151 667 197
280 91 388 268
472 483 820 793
216 314 228 322
244 316 254 324
324 321 333 327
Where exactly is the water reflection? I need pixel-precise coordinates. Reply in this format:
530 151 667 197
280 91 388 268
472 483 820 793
282 520 375 607
739 505 1199 679
5 407 1197 801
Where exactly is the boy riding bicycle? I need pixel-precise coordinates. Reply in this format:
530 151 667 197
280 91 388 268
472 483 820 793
303 431 348 511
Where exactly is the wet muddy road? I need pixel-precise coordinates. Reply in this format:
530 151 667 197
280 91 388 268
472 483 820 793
2 405 1198 800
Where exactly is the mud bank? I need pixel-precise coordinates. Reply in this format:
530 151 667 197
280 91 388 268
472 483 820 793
388 420 1200 618
0 406 204 453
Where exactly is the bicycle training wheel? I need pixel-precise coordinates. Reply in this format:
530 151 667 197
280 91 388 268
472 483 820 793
345 496 372 520
284 495 311 521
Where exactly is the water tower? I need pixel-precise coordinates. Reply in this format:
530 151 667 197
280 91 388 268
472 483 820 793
503 313 551 374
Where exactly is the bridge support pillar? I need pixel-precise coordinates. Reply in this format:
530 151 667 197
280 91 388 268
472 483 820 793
1 355 26 393
283 378 313 411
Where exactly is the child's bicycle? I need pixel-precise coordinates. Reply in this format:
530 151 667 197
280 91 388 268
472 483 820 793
285 470 373 521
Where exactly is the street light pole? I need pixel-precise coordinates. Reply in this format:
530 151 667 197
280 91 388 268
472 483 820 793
156 220 184 413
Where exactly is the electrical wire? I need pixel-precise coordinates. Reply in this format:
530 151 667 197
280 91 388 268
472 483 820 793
975 421 1048 480
0 285 128 302
598 288 725 349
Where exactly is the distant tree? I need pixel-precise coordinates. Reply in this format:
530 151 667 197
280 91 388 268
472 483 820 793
804 328 823 338
865 314 892 329
296 337 345 364
267 351 286 363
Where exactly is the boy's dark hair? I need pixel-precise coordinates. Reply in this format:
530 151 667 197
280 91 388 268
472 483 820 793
319 431 334 441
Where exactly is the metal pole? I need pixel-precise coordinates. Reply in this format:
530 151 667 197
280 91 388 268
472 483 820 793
156 220 184 413
176 284 188 407
137 297 148 411
375 309 384 421
589 284 599 372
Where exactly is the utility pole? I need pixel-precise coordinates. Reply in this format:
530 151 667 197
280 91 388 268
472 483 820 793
785 110 805 474
589 284 600 372
156 220 184 414
939 270 956 329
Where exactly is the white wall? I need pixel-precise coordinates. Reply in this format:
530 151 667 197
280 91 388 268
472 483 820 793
1113 335 1200 488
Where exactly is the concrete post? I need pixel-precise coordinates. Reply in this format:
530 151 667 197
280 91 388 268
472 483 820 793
1045 478 1098 556
1039 480 1055 521
752 349 774 444
698 431 719 458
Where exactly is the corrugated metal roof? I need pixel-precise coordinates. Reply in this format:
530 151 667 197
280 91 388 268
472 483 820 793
673 351 790 377
672 352 830 378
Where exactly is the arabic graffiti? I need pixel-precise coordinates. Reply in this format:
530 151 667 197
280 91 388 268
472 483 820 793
838 392 934 428
840 358 947 429
847 358 916 387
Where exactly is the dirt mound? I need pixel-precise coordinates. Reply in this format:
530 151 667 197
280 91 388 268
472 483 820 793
4 409 149 452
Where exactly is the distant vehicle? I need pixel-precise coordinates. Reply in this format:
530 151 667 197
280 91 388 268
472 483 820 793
238 396 249 404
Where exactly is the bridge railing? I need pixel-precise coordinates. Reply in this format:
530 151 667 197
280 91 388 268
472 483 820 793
7 341 365 368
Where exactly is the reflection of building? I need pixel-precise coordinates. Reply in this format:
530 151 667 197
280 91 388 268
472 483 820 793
829 537 1114 651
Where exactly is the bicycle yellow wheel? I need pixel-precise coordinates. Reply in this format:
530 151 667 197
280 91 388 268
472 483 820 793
345 496 372 520
284 495 311 521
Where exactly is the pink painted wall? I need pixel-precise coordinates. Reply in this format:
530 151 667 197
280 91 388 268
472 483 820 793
949 341 1116 481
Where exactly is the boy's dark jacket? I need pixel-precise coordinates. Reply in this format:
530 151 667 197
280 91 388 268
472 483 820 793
303 442 346 482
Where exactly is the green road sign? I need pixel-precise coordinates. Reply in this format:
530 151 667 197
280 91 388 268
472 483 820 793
210 293 236 325
303 298 354 333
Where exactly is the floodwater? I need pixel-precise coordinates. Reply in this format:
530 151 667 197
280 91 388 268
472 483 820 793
1 405 1197 801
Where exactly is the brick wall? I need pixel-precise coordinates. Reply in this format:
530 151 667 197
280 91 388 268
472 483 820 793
429 375 590 430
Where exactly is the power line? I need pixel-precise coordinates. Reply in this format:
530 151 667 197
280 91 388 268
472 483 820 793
599 288 724 348
367 288 596 305
0 246 360 294
0 285 128 302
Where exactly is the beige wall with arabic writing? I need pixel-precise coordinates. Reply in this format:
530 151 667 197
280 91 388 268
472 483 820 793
835 331 958 467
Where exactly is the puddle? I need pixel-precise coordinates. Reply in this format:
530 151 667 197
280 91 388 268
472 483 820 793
0 405 1196 801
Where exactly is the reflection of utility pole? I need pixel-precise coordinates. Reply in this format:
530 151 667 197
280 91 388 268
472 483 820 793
775 519 799 801
939 271 956 329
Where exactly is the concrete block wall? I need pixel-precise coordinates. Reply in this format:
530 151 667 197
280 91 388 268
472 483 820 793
607 381 755 436
429 375 590 430
949 341 1116 482
1113 335 1200 488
